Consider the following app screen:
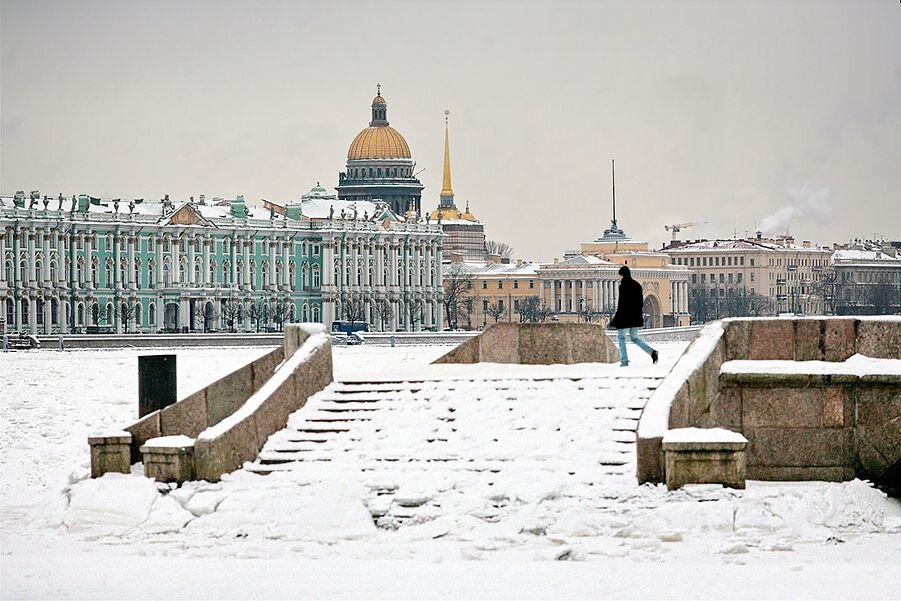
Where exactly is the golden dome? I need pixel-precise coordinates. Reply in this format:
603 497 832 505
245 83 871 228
372 94 386 104
347 126 411 160
429 207 463 220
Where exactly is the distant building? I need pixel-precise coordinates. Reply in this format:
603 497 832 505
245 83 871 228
1 186 443 334
662 233 832 321
830 241 901 315
336 88 424 217
539 216 690 328
445 259 539 328
429 111 486 261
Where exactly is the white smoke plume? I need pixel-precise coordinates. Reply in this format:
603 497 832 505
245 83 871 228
759 183 832 236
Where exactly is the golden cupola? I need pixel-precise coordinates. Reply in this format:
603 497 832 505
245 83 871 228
347 86 412 160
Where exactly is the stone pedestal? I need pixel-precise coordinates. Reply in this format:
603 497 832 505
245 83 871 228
88 431 133 477
140 436 196 484
663 428 747 490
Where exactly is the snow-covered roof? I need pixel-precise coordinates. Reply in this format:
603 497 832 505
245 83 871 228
832 249 901 263
446 261 538 276
669 239 829 252
296 197 390 221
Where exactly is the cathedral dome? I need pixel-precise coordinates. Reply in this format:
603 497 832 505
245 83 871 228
347 126 411 160
347 87 412 160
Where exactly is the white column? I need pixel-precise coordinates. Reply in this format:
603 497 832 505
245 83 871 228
42 231 51 285
202 238 211 286
155 238 163 287
569 279 576 313
43 297 52 334
243 239 251 290
127 236 136 288
27 231 37 286
84 234 93 289
187 238 196 287
550 280 557 312
172 235 182 285
268 239 276 289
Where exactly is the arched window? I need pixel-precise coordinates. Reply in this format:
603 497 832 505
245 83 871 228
105 259 113 288
179 259 186 284
120 260 127 287
163 260 171 286
312 265 321 288
51 298 59 325
19 260 27 282
65 302 71 326
302 303 309 322
194 260 202 285
289 262 296 289
357 267 363 286
5 299 13 326
77 302 85 325
135 304 142 326
91 303 99 325
50 260 57 283
91 259 98 287
262 262 269 287
134 259 142 289
36 298 45 326
106 302 114 324
312 305 320 322
4 259 12 283
149 302 156 326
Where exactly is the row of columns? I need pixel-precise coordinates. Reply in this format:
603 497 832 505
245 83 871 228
548 278 620 313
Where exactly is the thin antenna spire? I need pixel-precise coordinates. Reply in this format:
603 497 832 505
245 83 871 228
612 159 616 223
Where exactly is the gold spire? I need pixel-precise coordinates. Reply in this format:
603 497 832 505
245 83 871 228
440 109 454 198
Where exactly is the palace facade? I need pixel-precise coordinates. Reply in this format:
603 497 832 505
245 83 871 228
1 186 443 334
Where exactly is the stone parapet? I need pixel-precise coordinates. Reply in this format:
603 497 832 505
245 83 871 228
637 316 901 486
90 323 334 481
433 322 619 365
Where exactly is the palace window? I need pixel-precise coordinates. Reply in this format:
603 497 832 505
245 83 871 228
482 280 488 290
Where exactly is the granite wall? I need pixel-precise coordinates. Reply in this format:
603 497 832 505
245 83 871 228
433 322 620 365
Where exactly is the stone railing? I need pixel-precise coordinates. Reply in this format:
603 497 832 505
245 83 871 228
433 322 620 365
89 323 333 482
433 322 619 365
637 317 901 485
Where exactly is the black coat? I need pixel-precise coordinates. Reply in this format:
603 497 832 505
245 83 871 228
612 277 645 329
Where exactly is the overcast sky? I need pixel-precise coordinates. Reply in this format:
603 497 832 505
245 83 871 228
2 0 899 261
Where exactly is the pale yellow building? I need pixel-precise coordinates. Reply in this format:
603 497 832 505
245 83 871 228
662 234 833 320
537 218 691 328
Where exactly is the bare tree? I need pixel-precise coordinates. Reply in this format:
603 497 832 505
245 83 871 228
342 298 367 327
406 301 424 331
458 296 475 330
247 298 270 332
485 240 514 259
270 298 292 331
867 283 898 315
485 300 507 323
372 298 394 331
220 299 241 333
442 264 474 329
578 307 605 323
518 295 552 323
119 301 139 333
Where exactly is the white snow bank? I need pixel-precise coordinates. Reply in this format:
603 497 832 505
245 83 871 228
63 473 160 535
722 354 901 376
663 427 747 444
141 435 195 448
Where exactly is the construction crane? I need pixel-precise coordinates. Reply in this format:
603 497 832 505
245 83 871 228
664 222 703 240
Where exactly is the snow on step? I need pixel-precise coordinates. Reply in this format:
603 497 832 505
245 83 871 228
244 371 667 528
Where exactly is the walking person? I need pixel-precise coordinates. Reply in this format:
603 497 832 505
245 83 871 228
610 266 658 367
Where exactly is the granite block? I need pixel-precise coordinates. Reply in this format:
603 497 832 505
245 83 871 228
746 465 844 481
160 389 207 438
665 447 747 490
125 411 161 464
636 436 664 484
748 319 795 360
821 387 845 428
710 387 742 430
205 363 254 426
746 427 846 467
794 319 824 361
193 415 261 482
687 367 709 424
856 320 901 359
252 347 284 393
855 389 901 428
742 388 823 428
823 319 856 361
480 322 520 364
667 384 691 429
724 319 750 361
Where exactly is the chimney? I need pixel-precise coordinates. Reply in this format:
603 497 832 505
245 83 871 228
802 240 811 248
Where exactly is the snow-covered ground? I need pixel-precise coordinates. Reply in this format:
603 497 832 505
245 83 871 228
2 342 900 600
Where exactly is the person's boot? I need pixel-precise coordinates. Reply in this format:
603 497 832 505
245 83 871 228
651 349 659 364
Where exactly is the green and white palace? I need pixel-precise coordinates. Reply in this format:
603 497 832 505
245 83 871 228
1 186 444 334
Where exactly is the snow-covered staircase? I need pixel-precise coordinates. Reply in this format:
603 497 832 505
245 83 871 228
246 373 664 529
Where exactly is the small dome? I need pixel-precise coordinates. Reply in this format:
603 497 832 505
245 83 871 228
348 126 412 160
429 207 462 221
372 94 386 105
